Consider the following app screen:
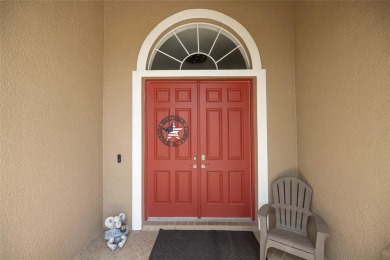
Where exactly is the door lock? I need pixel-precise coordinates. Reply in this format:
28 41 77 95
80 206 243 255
201 154 206 161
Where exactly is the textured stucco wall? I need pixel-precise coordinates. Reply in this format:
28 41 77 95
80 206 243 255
294 2 390 259
103 1 297 223
0 2 103 258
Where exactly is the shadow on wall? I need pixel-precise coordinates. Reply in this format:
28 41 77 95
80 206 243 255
268 168 300 201
270 169 299 184
296 172 329 253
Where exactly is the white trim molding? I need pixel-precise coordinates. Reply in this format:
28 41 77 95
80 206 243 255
132 9 268 230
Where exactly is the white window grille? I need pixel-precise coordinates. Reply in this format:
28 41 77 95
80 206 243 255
148 23 250 70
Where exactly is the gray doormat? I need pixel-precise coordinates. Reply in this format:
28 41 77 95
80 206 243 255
149 229 260 260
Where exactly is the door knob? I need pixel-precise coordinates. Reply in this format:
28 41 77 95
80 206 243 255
201 164 209 169
190 164 197 169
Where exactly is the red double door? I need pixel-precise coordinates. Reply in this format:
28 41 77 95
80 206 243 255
145 79 254 219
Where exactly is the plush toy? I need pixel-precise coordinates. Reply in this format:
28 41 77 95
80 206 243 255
104 213 129 251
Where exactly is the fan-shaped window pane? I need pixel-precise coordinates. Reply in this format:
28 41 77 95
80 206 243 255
210 33 237 62
217 48 247 70
176 28 198 54
159 35 188 61
150 51 181 70
149 23 250 70
199 28 219 54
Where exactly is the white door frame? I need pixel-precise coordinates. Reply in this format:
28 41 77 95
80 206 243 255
132 9 268 230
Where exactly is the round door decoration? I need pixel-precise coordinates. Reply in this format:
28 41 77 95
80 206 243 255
157 115 189 147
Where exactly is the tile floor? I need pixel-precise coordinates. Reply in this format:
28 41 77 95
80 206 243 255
75 221 304 260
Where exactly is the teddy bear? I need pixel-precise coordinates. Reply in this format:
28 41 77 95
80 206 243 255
104 213 129 251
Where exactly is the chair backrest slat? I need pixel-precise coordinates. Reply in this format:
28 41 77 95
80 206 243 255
271 177 313 235
291 178 298 231
278 182 286 228
296 183 305 233
273 182 281 227
285 180 291 228
300 188 312 234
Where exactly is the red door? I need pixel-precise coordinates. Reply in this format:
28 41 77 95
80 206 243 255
145 79 253 219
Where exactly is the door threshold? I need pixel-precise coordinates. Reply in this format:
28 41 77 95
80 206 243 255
143 218 258 232
147 217 253 222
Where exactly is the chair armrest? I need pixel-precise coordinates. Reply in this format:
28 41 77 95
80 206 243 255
258 203 272 218
258 204 272 260
257 204 272 232
313 213 329 257
314 214 330 237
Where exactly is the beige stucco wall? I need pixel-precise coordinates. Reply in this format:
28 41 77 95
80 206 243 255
103 1 297 223
2 1 388 258
0 2 103 258
294 2 390 259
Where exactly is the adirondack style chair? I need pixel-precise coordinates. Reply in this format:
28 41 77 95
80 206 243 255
258 177 329 260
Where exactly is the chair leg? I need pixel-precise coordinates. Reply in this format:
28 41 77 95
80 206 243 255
258 215 268 260
259 236 267 260
314 233 328 260
260 247 265 260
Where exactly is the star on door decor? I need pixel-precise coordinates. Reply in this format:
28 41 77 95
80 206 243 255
157 115 189 147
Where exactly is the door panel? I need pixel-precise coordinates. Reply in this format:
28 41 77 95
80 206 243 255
199 81 251 217
145 79 252 218
206 109 223 159
146 80 198 217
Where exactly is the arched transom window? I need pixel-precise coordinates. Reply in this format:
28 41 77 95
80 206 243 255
149 23 250 70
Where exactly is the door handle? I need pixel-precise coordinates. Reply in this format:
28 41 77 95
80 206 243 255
201 164 210 169
189 164 197 169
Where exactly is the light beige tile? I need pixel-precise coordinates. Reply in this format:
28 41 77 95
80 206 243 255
166 225 176 230
88 254 106 260
88 242 100 252
217 225 228 230
101 252 117 260
134 238 147 247
127 251 141 260
74 250 90 260
136 246 153 258
129 243 142 254
138 253 151 260
181 225 191 230
114 247 133 258
89 246 111 258
198 225 209 230
227 226 242 231
226 222 238 226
